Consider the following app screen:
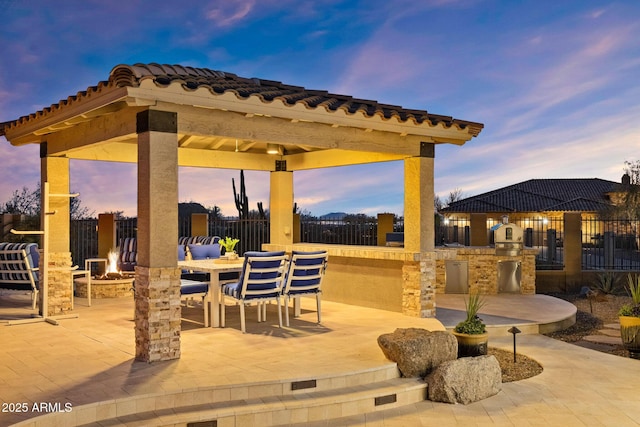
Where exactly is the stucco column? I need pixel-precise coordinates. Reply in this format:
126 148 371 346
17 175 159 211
98 213 116 261
404 152 434 252
135 109 181 362
403 146 436 317
40 154 73 316
269 170 294 246
191 213 208 237
377 213 394 246
470 213 488 246
564 212 582 289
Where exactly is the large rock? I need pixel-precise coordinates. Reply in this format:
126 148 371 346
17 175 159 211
426 355 502 404
377 328 458 377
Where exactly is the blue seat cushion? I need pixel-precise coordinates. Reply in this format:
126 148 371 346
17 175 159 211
238 251 286 283
223 281 279 300
180 280 208 295
223 251 285 300
285 251 326 292
188 244 221 260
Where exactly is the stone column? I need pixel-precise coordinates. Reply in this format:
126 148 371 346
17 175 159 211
269 169 294 246
402 253 436 317
135 109 181 362
403 144 436 317
41 154 73 316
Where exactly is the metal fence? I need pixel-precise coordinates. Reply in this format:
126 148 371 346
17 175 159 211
208 218 270 255
300 219 378 246
58 215 640 272
436 217 566 270
511 218 565 270
435 218 469 245
582 218 640 270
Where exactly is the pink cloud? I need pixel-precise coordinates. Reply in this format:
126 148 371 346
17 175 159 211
205 0 256 27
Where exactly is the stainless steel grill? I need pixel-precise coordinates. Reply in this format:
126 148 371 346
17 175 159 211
494 220 524 256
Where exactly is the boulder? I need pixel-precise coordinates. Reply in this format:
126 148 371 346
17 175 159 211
377 328 458 377
426 355 502 404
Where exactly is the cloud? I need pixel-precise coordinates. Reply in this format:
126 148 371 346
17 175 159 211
205 0 256 27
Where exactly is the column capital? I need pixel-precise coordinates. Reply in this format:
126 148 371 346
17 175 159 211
136 110 177 134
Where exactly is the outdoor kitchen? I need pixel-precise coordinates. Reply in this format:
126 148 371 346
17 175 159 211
435 219 538 295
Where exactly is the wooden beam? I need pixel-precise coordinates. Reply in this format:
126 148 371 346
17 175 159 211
63 142 138 163
41 107 143 156
4 88 130 145
178 147 275 170
167 103 427 156
284 149 407 170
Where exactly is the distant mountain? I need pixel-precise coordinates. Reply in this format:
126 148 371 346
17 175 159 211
319 212 347 220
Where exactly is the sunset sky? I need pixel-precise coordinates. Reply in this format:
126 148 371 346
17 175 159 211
1 0 639 217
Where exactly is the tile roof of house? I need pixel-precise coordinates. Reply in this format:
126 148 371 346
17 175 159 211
1 63 483 137
441 178 622 213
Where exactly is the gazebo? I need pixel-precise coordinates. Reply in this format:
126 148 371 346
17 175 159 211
0 63 483 362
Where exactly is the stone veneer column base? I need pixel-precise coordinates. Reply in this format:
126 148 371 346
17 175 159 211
402 252 436 318
134 266 182 362
43 251 74 316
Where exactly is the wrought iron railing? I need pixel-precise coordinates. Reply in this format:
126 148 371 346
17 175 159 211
63 215 640 271
300 219 378 246
582 218 640 270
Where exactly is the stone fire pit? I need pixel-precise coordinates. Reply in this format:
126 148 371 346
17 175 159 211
75 274 135 299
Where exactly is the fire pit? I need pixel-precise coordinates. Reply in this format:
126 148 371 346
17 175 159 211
75 274 135 299
74 249 135 299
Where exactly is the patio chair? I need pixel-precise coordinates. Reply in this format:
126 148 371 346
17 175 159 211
117 238 137 272
221 251 287 333
180 279 210 327
281 251 328 326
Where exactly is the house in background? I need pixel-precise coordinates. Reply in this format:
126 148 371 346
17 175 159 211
439 177 629 247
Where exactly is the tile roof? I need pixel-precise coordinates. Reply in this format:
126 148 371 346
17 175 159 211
441 178 621 213
1 63 484 137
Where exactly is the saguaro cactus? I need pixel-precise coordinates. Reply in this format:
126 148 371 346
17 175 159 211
232 170 249 219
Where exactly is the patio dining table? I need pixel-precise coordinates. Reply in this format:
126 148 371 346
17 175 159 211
178 259 244 327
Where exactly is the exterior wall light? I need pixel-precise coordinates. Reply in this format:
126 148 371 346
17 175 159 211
266 143 282 155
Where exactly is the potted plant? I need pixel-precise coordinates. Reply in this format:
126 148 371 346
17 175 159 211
619 273 640 359
452 293 489 358
219 237 240 260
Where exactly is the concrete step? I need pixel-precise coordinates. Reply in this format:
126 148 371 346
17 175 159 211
25 364 416 426
79 374 427 427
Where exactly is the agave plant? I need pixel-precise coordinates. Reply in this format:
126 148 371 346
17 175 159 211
592 271 620 295
619 273 640 318
454 293 487 335
219 236 240 254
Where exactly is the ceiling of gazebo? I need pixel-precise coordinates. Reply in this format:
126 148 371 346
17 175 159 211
1 63 483 172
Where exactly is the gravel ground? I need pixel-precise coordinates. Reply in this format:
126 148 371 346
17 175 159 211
543 293 632 357
489 347 543 383
491 293 633 382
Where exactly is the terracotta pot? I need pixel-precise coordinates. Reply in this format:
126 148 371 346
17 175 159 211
619 316 640 359
452 331 489 358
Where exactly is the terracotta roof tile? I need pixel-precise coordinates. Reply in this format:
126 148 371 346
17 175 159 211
2 63 484 138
